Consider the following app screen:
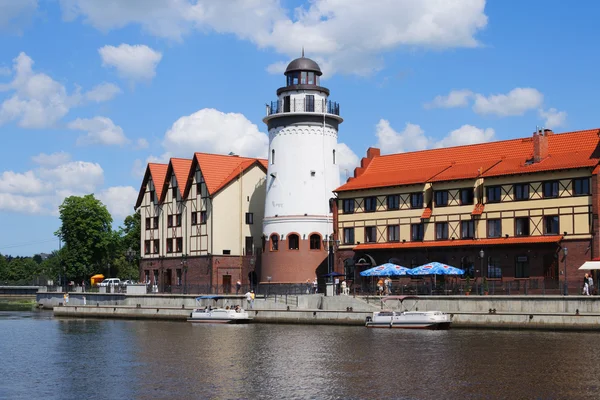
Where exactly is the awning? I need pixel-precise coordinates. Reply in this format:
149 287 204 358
579 261 600 270
353 235 563 251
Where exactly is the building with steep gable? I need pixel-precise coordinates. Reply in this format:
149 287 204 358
135 153 266 293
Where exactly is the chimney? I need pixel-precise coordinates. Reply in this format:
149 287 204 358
533 128 549 163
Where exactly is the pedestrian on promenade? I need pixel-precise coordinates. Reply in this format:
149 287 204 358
588 274 594 295
250 290 255 309
377 278 384 296
236 279 242 295
313 278 318 294
583 274 590 295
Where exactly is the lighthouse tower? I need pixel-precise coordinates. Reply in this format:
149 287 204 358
261 54 343 285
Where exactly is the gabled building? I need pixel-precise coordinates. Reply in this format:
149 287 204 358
334 128 600 293
135 153 267 293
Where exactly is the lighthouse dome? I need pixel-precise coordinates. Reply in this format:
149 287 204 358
285 57 322 76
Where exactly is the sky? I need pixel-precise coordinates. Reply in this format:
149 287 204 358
1 0 599 257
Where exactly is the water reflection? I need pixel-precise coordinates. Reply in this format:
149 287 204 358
2 313 600 399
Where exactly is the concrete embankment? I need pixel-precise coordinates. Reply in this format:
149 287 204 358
44 292 600 331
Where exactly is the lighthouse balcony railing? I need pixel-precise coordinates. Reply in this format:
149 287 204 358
267 99 340 116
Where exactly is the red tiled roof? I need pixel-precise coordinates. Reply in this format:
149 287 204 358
159 158 193 202
336 129 600 192
134 163 168 209
353 235 563 251
472 203 485 215
420 207 432 219
186 153 268 196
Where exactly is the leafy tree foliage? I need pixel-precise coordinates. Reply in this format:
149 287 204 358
55 194 113 281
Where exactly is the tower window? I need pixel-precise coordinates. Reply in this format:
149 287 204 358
271 149 275 165
270 234 279 251
333 149 336 164
306 95 314 112
301 71 307 84
308 72 315 85
309 234 321 250
288 234 299 250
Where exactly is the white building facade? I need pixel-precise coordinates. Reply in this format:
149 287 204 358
261 55 343 284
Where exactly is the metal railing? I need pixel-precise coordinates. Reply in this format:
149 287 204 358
352 278 570 296
268 98 340 116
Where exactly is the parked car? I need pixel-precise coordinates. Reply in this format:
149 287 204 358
99 278 121 287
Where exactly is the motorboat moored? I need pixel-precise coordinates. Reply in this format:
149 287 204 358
188 295 252 324
365 296 451 330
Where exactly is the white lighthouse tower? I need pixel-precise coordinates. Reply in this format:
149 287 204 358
261 54 343 285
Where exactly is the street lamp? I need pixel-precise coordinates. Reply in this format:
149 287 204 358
126 247 136 280
479 249 484 295
323 235 339 296
181 254 188 294
563 247 568 296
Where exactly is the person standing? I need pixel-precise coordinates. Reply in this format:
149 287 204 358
386 276 393 295
588 274 594 296
583 273 590 295
313 278 318 294
250 290 255 309
377 278 384 296
245 290 253 309
236 279 242 295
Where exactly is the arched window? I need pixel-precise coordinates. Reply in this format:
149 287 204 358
309 234 321 250
271 149 275 165
288 234 299 250
270 234 279 251
333 149 336 164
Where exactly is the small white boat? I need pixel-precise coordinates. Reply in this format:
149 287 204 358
365 296 451 330
188 296 252 324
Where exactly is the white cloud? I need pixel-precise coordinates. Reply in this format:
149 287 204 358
539 108 567 129
424 89 473 109
68 116 128 146
31 151 71 167
135 138 149 150
97 186 137 218
0 52 79 128
434 124 495 148
473 87 543 117
38 161 104 193
336 142 360 181
162 108 268 159
0 170 46 194
373 119 494 155
0 160 105 214
85 82 121 102
0 0 37 32
375 120 430 155
60 0 488 76
0 193 44 214
99 44 162 82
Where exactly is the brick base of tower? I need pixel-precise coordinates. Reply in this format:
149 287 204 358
259 238 329 283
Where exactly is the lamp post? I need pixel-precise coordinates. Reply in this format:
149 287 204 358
563 247 568 296
323 235 338 296
181 254 188 295
479 249 484 295
267 276 272 297
126 247 136 280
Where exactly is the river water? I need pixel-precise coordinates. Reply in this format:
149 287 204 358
1 309 599 400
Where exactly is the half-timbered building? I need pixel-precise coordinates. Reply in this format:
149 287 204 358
334 128 600 293
135 153 267 293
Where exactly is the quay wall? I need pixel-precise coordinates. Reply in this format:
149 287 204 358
44 292 600 330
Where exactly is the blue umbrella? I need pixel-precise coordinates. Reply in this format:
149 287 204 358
409 262 464 276
360 263 411 277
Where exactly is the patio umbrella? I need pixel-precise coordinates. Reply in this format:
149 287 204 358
408 262 465 287
360 263 411 277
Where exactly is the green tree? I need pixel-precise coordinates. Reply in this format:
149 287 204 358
55 194 113 281
0 253 7 283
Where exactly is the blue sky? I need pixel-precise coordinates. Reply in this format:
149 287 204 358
0 0 598 256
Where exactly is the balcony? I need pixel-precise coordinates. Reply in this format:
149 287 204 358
267 98 340 116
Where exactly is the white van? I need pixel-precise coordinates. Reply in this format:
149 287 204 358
99 278 121 287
